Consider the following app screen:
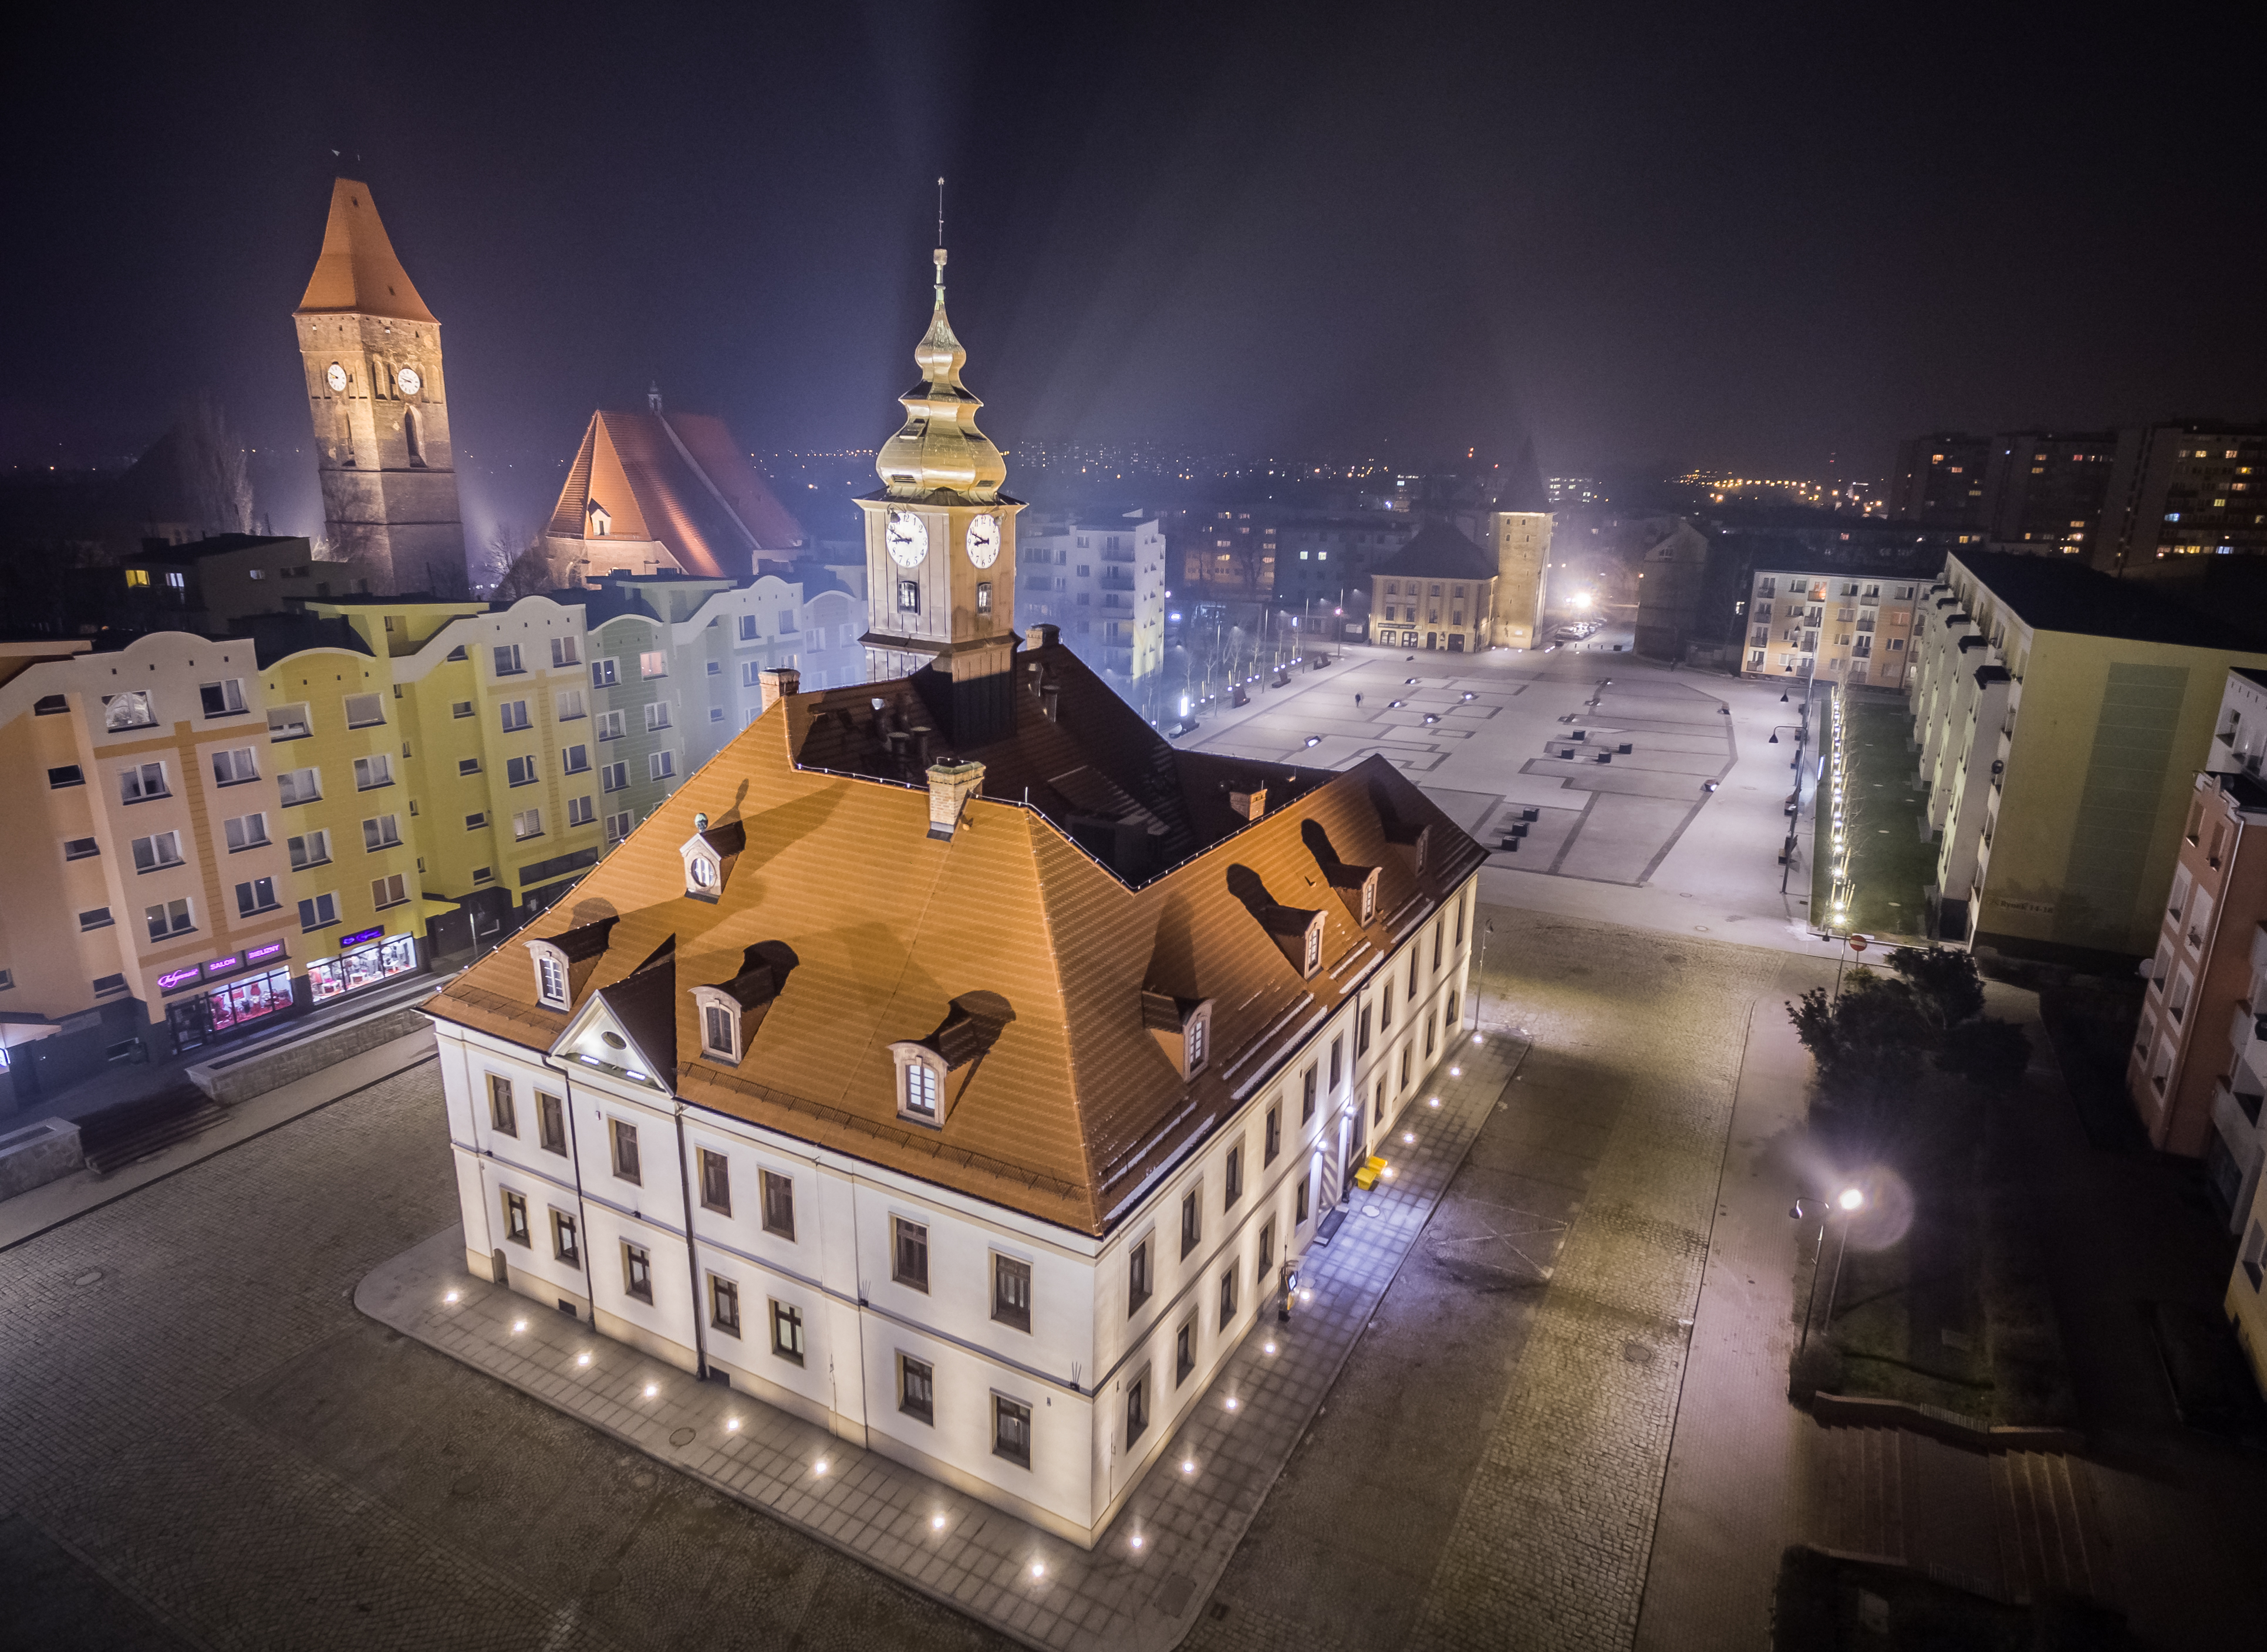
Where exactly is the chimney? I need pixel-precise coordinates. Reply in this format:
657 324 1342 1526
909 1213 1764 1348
927 759 984 841
1029 623 1060 648
758 667 800 714
1228 782 1268 822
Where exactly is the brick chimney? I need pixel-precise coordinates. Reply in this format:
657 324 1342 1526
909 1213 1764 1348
927 759 984 842
758 667 800 714
1028 623 1060 648
1228 782 1268 822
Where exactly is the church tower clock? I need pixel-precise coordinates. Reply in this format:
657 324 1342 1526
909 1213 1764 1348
292 178 467 596
856 243 1023 747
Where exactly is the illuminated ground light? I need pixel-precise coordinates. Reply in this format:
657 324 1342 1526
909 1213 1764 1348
1403 1130 1416 1143
1449 1065 1462 1076
1263 1340 1278 1354
443 1290 460 1305
575 1352 591 1367
932 1514 947 1531
1224 1396 1240 1411
1300 1288 1313 1302
814 1459 831 1476
643 1383 658 1398
1031 1561 1047 1580
1129 1533 1146 1551
511 1319 527 1335
726 1418 741 1432
1382 1167 1395 1179
1428 1096 1441 1107
1472 1033 1484 1046
1181 1458 1196 1474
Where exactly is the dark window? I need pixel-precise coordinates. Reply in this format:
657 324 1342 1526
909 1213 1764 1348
1219 1266 1238 1329
1358 1005 1372 1054
993 1396 1031 1467
1301 1065 1317 1123
898 579 920 613
1180 1188 1200 1258
1296 1171 1311 1225
711 1276 741 1335
1129 1239 1151 1314
760 1169 795 1239
1381 981 1394 1029
1264 1104 1281 1165
502 1190 530 1246
699 1147 731 1214
771 1300 805 1363
901 1357 935 1424
1329 1035 1343 1093
538 1092 566 1155
1257 1218 1274 1283
610 1119 640 1184
1126 1374 1149 1447
893 1217 930 1292
1224 1143 1243 1206
994 1255 1033 1333
488 1075 517 1136
623 1243 653 1303
552 1210 579 1265
1175 1320 1195 1384
1375 1080 1386 1123
1454 891 1466 945
1433 920 1444 970
48 765 84 789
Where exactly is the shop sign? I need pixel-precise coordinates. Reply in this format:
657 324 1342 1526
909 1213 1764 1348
202 954 243 980
340 925 385 950
246 940 287 965
157 965 203 994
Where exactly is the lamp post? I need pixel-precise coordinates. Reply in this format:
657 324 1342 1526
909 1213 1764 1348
1794 1185 1866 1353
1473 920 1493 1031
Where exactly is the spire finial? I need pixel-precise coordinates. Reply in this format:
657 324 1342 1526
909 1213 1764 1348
933 176 948 302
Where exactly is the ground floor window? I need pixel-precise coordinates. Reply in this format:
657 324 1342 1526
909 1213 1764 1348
993 1395 1031 1467
623 1242 652 1303
771 1300 804 1364
710 1274 740 1335
900 1356 935 1424
1126 1373 1149 1446
308 934 416 1003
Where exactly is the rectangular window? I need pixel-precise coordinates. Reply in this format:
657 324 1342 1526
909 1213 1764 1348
507 755 538 787
212 746 259 786
738 614 760 642
605 810 633 843
898 580 920 613
288 829 330 869
561 744 589 774
993 1396 1031 1468
602 762 628 792
1433 920 1444 971
1401 1045 1413 1088
343 692 385 729
458 757 482 777
994 1254 1033 1333
1257 1217 1274 1283
451 700 475 719
1126 1373 1149 1447
131 830 185 871
900 1355 935 1424
1301 1065 1317 1123
1219 1265 1238 1329
1296 1172 1310 1225
278 767 322 806
488 1074 517 1135
1330 1034 1343 1093
623 1242 653 1303
494 644 524 677
512 809 542 840
699 1147 731 1214
1180 1186 1201 1258
566 795 595 827
552 1210 579 1266
266 703 311 742
83 913 115 938
1381 981 1394 1029
893 1217 929 1291
591 658 619 688
48 765 85 789
63 836 100 860
222 812 268 850
554 688 586 721
648 752 674 782
352 754 392 790
1358 1004 1372 1055
371 872 408 909
143 897 194 941
1224 1142 1243 1205
771 1299 805 1363
596 710 625 741
551 636 579 668
1175 1319 1195 1385
1129 1238 1152 1313
120 761 168 803
502 1190 531 1246
760 1168 795 1239
1264 1104 1281 1164
644 701 671 732
500 700 531 733
538 1091 566 1154
610 1118 640 1184
233 877 277 916
199 679 246 717
710 1275 740 1336
361 813 402 852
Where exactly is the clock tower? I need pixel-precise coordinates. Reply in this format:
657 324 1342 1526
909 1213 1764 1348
292 178 467 595
856 244 1023 747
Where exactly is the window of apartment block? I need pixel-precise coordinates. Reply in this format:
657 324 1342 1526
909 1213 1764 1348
760 1169 794 1239
143 897 193 942
289 829 330 869
993 1254 1033 1333
502 1190 531 1246
591 658 619 688
234 877 277 917
494 644 524 677
639 651 667 678
507 755 538 787
120 761 167 804
623 1242 653 1303
298 892 338 931
710 1275 740 1336
1128 1237 1152 1314
1219 1265 1238 1329
993 1396 1031 1468
602 762 628 792
512 809 542 840
488 1075 517 1136
555 688 586 721
1257 1217 1275 1283
1224 1143 1243 1206
649 752 675 782
1180 1186 1201 1258
699 1147 731 1214
900 1356 935 1424
1126 1373 1149 1448
1175 1319 1196 1385
212 747 259 786
538 1092 566 1155
562 744 589 775
362 813 402 852
222 812 268 851
771 1300 805 1363
200 679 246 717
893 1217 929 1292
551 636 579 668
131 831 184 872
1264 1103 1281 1165
352 754 392 790
48 765 85 789
552 1210 579 1266
343 693 384 729
1301 1064 1317 1123
1426 1014 1437 1057
610 1119 640 1183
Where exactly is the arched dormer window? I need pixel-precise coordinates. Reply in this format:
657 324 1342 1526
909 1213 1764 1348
536 951 567 1008
893 1046 945 1124
677 812 744 902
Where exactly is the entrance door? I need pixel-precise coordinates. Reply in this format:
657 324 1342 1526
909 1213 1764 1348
1425 631 1438 650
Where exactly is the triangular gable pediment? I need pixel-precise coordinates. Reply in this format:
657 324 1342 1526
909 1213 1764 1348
554 995 670 1091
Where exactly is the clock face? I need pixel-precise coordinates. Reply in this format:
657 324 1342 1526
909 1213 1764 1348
325 362 347 392
396 366 423 396
886 509 929 567
965 513 1001 569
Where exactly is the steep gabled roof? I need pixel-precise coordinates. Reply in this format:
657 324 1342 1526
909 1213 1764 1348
428 647 1484 1237
546 410 805 577
295 178 437 324
1371 521 1498 583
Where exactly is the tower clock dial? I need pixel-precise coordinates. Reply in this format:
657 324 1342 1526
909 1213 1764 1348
325 362 347 392
886 510 929 567
396 366 423 396
965 513 1001 568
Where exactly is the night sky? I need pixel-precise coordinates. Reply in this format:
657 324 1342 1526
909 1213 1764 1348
7 2 2262 545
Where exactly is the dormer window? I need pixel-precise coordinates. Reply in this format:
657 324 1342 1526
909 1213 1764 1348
678 811 743 901
703 1002 736 1061
537 953 567 1008
1304 923 1322 974
690 856 716 891
902 1057 941 1121
1143 991 1215 1080
1186 1012 1207 1074
589 503 611 538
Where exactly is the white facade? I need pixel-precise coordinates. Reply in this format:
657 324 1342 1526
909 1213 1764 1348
436 874 1478 1546
1016 515 1168 682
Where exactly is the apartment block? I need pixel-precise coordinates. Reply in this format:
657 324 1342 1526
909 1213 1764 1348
1015 513 1166 680
1890 433 1991 526
2094 421 2267 573
1739 567 1924 688
1908 552 2267 962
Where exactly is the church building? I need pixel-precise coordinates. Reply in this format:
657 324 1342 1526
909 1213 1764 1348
422 241 1485 1548
292 178 467 596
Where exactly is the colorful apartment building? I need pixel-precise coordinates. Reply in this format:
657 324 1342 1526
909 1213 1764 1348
1739 567 1925 688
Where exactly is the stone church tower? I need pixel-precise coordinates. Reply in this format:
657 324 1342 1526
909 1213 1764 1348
856 244 1024 746
292 178 465 594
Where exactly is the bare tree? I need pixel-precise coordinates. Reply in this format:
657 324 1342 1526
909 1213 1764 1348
176 393 255 537
492 534 568 602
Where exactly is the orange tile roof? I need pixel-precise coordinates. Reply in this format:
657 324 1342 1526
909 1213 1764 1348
429 646 1483 1235
295 178 437 324
546 410 804 577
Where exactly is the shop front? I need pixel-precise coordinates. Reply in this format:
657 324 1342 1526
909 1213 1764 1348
308 928 420 1004
162 940 298 1053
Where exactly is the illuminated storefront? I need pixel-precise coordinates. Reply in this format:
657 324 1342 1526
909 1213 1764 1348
162 941 298 1051
308 929 419 1003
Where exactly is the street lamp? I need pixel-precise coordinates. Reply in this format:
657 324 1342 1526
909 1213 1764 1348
1794 1184 1867 1353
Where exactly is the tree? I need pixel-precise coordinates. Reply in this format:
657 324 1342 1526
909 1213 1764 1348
492 536 566 602
1885 945 1986 1031
1786 968 1927 1106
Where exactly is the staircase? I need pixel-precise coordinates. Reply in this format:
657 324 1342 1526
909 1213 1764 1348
79 1087 231 1177
1991 1450 2108 1604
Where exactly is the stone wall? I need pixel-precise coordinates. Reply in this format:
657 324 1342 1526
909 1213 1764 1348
191 1009 431 1106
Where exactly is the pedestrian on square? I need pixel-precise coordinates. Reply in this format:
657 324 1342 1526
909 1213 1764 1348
1355 692 1364 708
